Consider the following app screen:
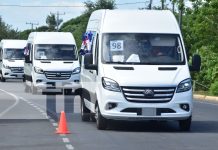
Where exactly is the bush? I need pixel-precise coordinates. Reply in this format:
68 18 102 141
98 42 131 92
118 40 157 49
209 81 218 96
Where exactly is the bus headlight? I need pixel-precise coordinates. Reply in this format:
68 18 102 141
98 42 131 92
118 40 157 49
176 78 192 93
3 64 10 69
72 67 80 74
102 77 121 92
34 67 44 74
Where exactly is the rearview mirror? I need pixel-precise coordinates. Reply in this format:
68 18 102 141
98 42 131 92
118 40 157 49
189 54 201 72
84 53 97 70
25 55 32 63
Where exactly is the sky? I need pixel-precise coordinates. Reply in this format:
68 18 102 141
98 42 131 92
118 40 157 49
0 0 191 31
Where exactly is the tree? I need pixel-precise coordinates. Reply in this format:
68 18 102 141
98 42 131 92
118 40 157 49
84 0 116 15
170 0 177 13
36 26 49 32
0 16 19 40
46 14 56 31
182 0 218 94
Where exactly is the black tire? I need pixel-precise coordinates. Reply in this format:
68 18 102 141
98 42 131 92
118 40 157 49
95 104 107 130
1 75 5 82
179 116 192 131
1 77 6 82
90 114 96 122
81 96 90 121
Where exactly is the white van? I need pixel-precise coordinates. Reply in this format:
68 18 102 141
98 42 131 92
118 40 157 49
24 32 80 94
80 10 201 130
0 39 27 82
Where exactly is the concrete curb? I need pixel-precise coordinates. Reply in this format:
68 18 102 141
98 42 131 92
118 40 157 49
194 94 218 102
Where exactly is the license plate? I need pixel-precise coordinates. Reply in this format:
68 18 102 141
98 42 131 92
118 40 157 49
142 108 156 116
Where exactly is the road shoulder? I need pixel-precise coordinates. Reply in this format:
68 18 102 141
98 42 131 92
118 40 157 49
194 94 218 102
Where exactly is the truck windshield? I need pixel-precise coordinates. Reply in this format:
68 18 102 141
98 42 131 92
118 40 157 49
35 44 77 60
4 48 25 60
102 33 185 65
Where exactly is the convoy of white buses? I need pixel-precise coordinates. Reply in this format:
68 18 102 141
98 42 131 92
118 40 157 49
0 9 201 131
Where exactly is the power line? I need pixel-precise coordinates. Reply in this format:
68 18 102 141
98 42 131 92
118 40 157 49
0 2 147 8
0 4 84 8
117 2 147 5
26 22 39 31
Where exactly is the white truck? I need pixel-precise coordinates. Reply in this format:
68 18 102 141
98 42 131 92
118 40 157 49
0 39 27 82
24 32 80 95
80 10 201 130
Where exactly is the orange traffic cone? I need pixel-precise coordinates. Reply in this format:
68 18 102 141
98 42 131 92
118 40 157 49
56 111 70 134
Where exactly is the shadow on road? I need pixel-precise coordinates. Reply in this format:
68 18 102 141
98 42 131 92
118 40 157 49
102 120 218 133
106 120 180 132
191 120 218 133
50 113 218 133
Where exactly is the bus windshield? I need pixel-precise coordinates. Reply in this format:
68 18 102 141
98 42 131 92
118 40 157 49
35 44 77 60
4 48 25 60
102 33 185 65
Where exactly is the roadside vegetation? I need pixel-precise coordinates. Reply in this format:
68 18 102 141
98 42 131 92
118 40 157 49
0 0 217 95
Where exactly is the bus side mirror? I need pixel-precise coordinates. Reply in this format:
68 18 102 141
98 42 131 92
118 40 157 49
189 54 201 72
25 55 32 63
84 53 97 70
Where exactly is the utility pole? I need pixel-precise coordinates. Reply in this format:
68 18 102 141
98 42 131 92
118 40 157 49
139 1 152 10
178 0 184 30
148 0 153 9
51 11 65 31
26 22 39 31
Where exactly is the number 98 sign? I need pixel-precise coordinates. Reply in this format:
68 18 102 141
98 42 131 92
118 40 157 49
110 40 124 51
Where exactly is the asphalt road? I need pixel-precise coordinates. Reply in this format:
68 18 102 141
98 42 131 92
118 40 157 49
0 80 218 150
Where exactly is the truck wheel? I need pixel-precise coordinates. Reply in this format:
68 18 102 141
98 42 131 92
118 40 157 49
81 96 90 121
179 116 192 131
95 104 107 130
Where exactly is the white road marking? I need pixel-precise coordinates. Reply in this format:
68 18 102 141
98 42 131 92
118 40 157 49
62 138 70 143
0 89 20 117
40 110 45 113
59 134 66 137
19 97 49 120
36 108 43 111
66 144 74 150
13 96 75 150
52 123 58 127
49 119 55 123
45 115 50 119
33 105 39 109
41 111 48 116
